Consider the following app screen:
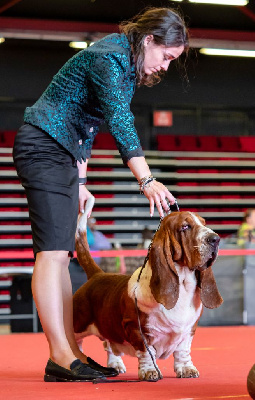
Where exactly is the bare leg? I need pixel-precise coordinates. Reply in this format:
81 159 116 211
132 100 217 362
32 250 78 369
61 261 89 364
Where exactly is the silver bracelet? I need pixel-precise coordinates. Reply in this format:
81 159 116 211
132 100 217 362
139 176 156 194
138 175 153 186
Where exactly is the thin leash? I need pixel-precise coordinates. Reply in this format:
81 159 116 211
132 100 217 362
134 200 180 381
93 200 180 384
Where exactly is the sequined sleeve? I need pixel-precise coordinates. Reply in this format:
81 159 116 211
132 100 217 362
88 52 144 163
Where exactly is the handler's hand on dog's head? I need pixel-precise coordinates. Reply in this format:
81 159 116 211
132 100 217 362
143 181 175 218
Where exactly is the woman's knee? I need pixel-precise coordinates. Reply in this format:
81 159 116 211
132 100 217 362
35 250 70 267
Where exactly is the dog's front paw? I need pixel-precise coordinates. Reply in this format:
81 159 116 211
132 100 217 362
175 366 199 378
138 368 163 381
108 359 126 374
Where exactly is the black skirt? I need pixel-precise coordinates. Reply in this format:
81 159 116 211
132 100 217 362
13 124 79 256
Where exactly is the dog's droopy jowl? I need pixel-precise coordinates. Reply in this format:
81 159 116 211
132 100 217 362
73 207 223 381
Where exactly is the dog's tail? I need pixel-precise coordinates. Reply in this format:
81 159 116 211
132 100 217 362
75 196 103 279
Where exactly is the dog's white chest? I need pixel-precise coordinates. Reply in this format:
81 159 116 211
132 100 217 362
129 264 202 359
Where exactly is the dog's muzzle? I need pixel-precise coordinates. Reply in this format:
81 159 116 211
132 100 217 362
198 232 220 271
206 233 220 248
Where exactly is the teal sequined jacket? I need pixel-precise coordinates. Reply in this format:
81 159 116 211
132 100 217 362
24 33 144 163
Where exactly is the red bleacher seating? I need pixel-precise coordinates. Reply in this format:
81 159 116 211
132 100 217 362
176 136 199 151
0 131 17 147
198 136 220 152
156 134 178 151
157 135 201 152
240 137 255 153
93 132 117 150
156 134 248 153
218 136 240 152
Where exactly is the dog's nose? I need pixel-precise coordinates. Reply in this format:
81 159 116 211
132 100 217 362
206 233 220 246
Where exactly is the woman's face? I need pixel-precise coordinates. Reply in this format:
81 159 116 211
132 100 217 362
143 35 184 76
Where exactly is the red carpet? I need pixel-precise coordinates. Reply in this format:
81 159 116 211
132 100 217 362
1 326 254 400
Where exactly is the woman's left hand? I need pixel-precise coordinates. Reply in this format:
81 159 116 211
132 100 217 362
143 180 175 218
79 185 94 217
126 156 176 218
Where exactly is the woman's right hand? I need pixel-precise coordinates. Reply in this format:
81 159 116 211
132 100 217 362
79 185 94 217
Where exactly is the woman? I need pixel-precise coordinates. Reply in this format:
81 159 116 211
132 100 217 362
13 7 189 382
238 209 255 245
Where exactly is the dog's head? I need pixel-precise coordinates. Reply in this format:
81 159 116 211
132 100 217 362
149 211 223 310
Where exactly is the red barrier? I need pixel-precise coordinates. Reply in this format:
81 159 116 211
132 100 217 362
1 248 255 260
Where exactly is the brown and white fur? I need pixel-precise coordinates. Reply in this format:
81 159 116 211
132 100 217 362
73 202 223 381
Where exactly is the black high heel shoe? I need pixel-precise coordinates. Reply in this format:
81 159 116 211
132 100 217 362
44 359 106 382
87 357 119 377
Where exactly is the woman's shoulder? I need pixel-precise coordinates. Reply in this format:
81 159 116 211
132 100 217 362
87 33 131 57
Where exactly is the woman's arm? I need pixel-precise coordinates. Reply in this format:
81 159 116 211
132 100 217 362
77 158 88 178
88 53 175 218
88 53 144 164
127 157 175 218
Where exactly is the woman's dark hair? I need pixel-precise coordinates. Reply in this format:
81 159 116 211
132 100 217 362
120 7 189 87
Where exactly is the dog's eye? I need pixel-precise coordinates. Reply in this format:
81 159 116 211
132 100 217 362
181 224 190 232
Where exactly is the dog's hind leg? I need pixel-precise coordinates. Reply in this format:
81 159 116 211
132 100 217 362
103 341 126 374
75 335 84 352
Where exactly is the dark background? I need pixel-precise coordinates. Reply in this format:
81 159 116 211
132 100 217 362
0 0 254 148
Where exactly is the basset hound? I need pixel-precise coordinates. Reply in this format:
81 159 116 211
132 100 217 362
73 201 223 381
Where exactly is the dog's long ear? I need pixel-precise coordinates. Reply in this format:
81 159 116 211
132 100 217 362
149 229 180 310
196 267 223 309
